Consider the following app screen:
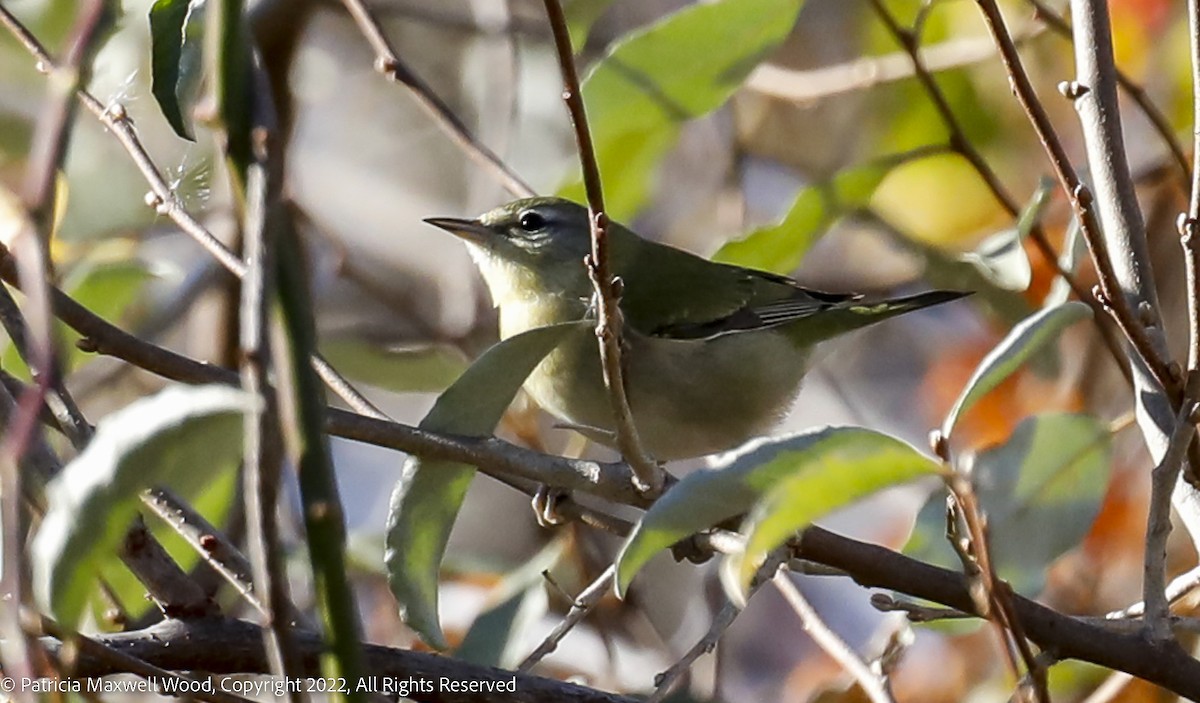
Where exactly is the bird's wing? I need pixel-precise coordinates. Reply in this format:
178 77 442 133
613 233 856 340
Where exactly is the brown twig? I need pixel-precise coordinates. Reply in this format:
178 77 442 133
647 552 787 703
338 0 535 198
518 565 614 671
1142 403 1197 641
746 22 1045 104
869 0 1132 388
31 615 256 703
773 571 896 703
233 70 307 687
945 476 1049 702
972 0 1172 389
540 0 662 494
1026 0 1191 191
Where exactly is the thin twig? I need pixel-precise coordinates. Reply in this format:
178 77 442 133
646 600 739 703
1026 0 1191 191
541 0 662 494
338 0 535 198
140 488 264 616
647 552 786 703
773 572 896 703
518 565 614 671
1142 403 1196 641
945 476 1049 703
215 7 308 682
746 23 1045 104
972 0 1174 395
869 0 1132 388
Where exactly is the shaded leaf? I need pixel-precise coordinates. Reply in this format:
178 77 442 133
560 0 806 218
906 413 1111 594
149 0 205 140
941 302 1090 441
31 385 253 625
2 260 156 379
614 427 937 597
319 338 468 394
385 322 585 648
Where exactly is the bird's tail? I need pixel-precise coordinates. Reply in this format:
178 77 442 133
791 290 970 343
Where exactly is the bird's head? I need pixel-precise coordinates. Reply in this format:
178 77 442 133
425 197 595 304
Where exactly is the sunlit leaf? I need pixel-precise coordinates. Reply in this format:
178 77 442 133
31 385 253 626
941 302 1090 441
956 180 1050 292
905 413 1112 594
561 0 806 218
385 322 585 649
715 159 898 273
614 427 938 597
732 433 938 597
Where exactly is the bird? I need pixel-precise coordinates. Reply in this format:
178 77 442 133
426 197 967 461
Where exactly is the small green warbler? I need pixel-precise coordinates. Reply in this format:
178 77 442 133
427 197 966 460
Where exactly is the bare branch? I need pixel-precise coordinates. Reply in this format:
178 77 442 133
519 566 614 671
540 0 663 494
338 0 535 198
773 572 895 703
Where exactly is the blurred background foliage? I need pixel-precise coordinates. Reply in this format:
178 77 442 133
1 0 1196 700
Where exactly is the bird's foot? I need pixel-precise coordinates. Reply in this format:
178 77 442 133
532 484 571 527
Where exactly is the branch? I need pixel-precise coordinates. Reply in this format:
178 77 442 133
518 566 614 671
41 617 640 703
1142 403 1196 641
540 0 662 494
1025 0 1190 191
972 0 1173 393
338 0 534 198
794 526 1200 700
869 0 1131 388
773 572 895 703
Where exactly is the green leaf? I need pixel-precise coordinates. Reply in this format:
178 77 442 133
31 385 253 626
956 180 1051 293
319 338 468 394
560 0 806 218
455 539 565 667
2 260 155 379
385 322 585 649
614 427 937 597
715 160 896 273
563 0 618 48
149 0 205 141
906 413 1111 594
941 302 1091 441
732 432 939 595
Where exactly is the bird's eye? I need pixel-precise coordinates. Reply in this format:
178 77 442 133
518 211 546 232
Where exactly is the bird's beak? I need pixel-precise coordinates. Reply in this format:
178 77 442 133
423 217 494 244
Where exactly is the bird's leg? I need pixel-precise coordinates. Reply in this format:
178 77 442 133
532 484 571 527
